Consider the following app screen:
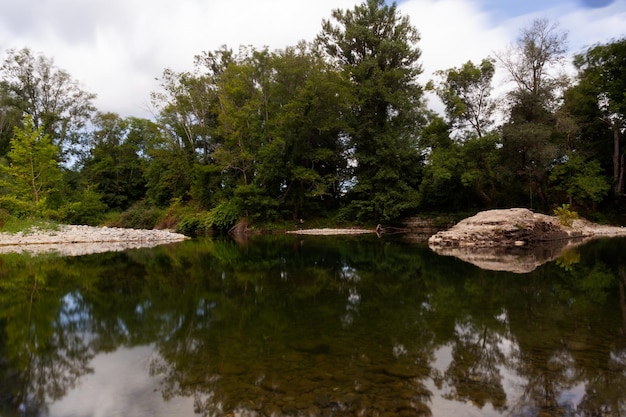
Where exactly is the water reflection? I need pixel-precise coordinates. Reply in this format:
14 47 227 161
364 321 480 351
429 237 592 273
0 236 625 416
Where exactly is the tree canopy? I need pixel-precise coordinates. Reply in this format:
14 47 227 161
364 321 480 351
0 6 625 230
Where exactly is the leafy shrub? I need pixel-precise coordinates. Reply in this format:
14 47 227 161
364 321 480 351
206 200 243 232
554 204 579 227
177 213 212 236
0 209 9 228
0 195 34 218
116 200 165 229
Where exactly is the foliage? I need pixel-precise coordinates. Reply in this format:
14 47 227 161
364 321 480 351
80 113 147 211
113 200 165 229
0 47 96 157
573 38 626 194
431 58 496 138
1 15 625 225
316 0 426 222
0 215 59 234
58 187 108 225
206 199 242 232
553 203 579 226
0 115 63 216
549 153 610 207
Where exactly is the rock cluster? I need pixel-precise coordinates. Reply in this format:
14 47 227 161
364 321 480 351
427 208 626 273
0 225 188 256
428 208 585 248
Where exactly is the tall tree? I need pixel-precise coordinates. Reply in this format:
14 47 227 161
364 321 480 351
316 0 425 222
496 19 569 208
0 48 96 157
81 113 147 210
260 43 351 220
0 115 62 214
213 46 270 189
573 38 626 195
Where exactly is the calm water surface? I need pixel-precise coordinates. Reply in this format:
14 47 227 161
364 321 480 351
1 235 625 417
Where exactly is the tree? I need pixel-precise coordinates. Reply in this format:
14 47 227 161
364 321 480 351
316 0 425 222
213 46 269 189
81 113 147 211
496 19 570 208
497 19 568 105
431 58 496 139
258 43 351 220
0 115 62 214
573 38 626 195
0 48 96 158
549 153 610 209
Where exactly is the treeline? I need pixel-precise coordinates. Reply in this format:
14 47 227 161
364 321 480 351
0 0 625 233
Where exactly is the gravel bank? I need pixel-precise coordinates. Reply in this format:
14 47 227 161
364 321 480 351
286 228 375 235
0 225 189 256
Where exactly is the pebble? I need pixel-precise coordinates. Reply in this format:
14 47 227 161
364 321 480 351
0 225 189 256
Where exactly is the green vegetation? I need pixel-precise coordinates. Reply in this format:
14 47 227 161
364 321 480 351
554 203 579 227
1 2 625 234
0 213 59 234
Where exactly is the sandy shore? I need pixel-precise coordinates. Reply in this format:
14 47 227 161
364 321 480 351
0 225 189 256
286 228 376 235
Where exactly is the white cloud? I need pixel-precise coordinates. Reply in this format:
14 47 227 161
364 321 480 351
0 0 624 119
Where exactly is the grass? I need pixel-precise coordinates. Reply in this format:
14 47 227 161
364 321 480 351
0 215 60 235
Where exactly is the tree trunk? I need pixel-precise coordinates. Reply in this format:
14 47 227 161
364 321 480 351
619 266 626 337
613 120 621 193
618 152 625 195
476 178 492 205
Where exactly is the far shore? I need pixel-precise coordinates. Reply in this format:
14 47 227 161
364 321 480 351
286 228 376 235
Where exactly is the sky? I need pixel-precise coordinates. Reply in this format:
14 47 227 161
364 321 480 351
1 0 625 119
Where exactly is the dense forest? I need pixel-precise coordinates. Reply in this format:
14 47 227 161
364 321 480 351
0 0 625 233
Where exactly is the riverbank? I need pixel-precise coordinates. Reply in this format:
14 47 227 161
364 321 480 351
0 225 189 256
286 227 375 235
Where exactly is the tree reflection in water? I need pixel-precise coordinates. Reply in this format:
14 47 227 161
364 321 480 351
0 257 96 416
0 236 625 416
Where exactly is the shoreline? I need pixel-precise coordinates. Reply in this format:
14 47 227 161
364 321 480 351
0 225 189 256
286 228 376 235
2 216 624 257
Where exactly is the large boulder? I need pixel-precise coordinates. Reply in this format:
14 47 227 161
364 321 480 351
427 208 626 273
427 208 584 248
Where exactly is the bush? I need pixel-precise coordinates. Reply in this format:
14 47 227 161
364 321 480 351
177 213 212 236
115 201 165 229
206 200 242 232
0 195 34 218
554 204 579 227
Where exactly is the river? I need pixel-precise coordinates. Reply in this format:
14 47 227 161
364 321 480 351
0 234 625 416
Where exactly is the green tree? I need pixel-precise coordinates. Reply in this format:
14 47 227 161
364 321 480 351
259 43 351 220
573 38 626 195
431 58 496 139
316 0 425 222
81 113 147 211
0 115 62 214
0 48 96 158
496 18 570 208
138 118 191 207
213 46 268 189
549 153 610 209
0 96 22 157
